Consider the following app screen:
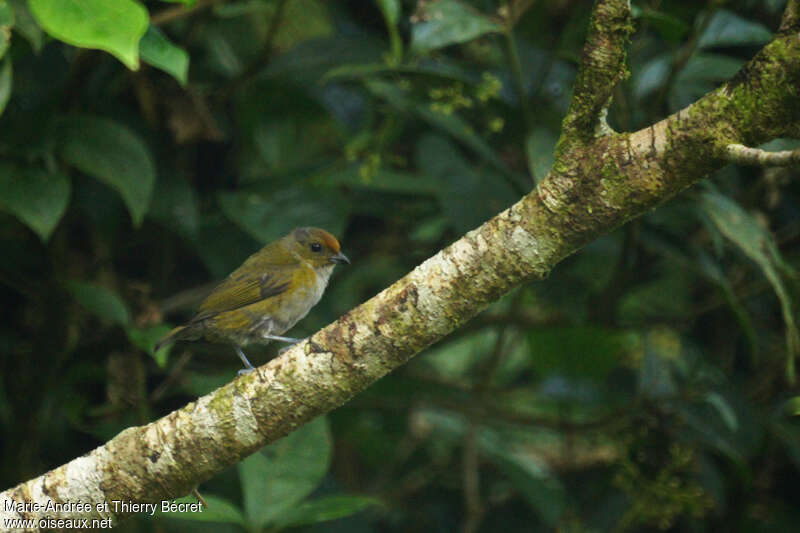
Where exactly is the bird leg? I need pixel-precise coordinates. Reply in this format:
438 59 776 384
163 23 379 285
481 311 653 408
262 334 303 344
260 334 308 355
235 346 256 375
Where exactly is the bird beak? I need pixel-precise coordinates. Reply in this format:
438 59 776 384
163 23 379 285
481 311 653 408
330 252 350 265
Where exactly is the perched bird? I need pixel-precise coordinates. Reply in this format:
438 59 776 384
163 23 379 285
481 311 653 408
154 227 349 374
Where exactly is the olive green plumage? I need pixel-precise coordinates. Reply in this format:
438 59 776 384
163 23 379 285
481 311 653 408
155 227 349 373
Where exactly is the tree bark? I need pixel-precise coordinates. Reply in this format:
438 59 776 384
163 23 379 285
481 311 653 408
3 0 799 529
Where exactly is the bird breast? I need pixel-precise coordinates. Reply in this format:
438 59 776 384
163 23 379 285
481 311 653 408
274 263 334 330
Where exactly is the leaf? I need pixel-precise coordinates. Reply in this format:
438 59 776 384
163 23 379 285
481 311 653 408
634 54 670 100
0 0 13 60
158 494 245 524
704 392 738 432
265 36 383 84
272 0 333 51
8 0 43 52
696 250 758 360
783 397 800 417
28 0 148 69
526 127 556 183
148 175 200 239
321 166 439 195
637 328 682 399
481 433 566 526
376 0 402 62
66 281 130 326
411 0 502 55
528 326 633 380
670 53 744 110
632 7 689 43
415 134 517 233
126 324 173 368
698 9 772 49
367 79 508 173
0 1 13 27
139 25 189 86
239 416 332 528
0 57 10 115
679 389 762 464
375 0 399 27
273 495 382 528
0 163 70 241
218 187 349 244
701 191 799 382
57 115 156 226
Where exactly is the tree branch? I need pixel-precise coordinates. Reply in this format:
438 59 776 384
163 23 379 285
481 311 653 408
3 4 800 531
780 0 800 34
559 0 633 148
725 143 800 166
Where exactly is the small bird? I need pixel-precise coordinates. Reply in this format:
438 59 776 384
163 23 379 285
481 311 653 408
154 227 349 374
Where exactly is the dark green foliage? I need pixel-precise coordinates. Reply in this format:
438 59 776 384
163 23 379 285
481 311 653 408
0 0 798 531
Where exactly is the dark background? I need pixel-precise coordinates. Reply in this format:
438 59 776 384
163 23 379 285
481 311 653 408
1 0 799 531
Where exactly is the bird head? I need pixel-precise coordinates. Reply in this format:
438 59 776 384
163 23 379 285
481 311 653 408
286 227 350 268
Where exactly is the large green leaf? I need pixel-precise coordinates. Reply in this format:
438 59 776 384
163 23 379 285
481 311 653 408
218 187 349 244
28 0 148 69
0 163 70 241
239 416 332 528
65 281 131 326
273 495 382 528
701 191 799 381
410 0 502 55
57 115 156 226
139 25 189 86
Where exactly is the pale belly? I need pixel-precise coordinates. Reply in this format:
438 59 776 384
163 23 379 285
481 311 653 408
206 264 333 346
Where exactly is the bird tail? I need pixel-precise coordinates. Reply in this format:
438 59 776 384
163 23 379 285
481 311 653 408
154 325 195 352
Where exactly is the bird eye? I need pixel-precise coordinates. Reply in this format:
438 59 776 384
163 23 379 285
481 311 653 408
310 242 322 252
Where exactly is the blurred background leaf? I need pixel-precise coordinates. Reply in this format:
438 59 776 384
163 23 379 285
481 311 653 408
0 1 798 532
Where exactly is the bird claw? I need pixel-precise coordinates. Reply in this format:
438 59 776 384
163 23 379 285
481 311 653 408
238 367 255 376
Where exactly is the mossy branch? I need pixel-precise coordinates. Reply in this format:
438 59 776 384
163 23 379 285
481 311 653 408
780 0 800 34
3 4 800 531
558 0 634 150
725 144 800 166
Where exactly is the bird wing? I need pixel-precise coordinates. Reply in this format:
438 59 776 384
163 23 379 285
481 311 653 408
193 245 297 319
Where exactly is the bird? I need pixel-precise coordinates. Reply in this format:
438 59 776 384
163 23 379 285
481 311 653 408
154 227 349 374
